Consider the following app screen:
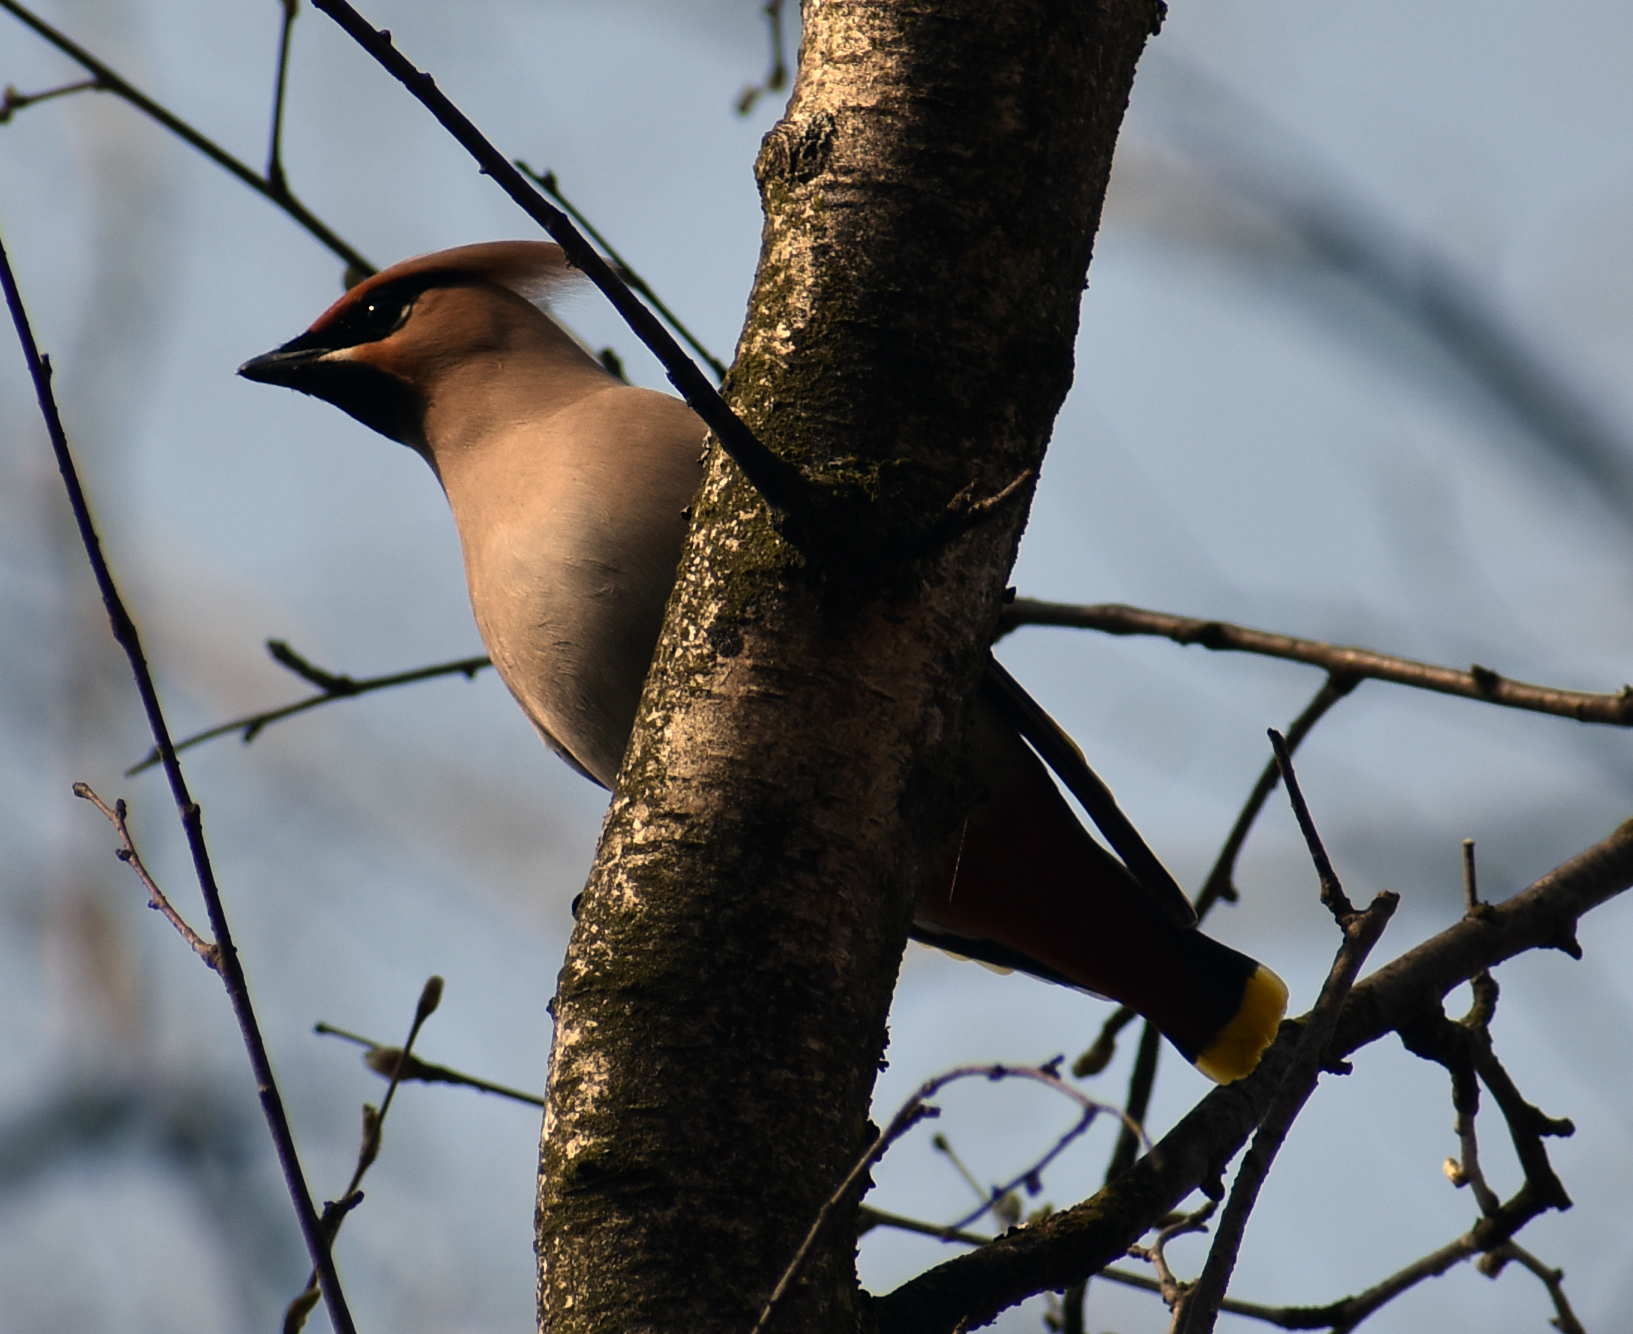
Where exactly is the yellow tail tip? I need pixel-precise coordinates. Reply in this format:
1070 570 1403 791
1194 964 1289 1084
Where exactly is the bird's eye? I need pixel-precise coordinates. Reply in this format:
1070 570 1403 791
342 291 413 344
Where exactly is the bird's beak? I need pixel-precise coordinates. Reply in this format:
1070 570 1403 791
237 329 421 447
237 331 329 388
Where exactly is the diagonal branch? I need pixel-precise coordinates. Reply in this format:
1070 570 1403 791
1196 675 1358 918
1173 738 1398 1333
0 226 358 1334
315 1020 544 1107
127 644 492 775
1001 599 1633 726
285 977 445 1334
516 163 729 381
0 0 372 274
309 0 809 517
74 784 220 968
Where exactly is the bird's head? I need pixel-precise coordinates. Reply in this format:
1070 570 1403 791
239 241 595 451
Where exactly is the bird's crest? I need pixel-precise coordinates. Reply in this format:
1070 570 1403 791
310 241 584 333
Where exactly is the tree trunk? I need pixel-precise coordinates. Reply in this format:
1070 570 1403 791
534 3 1167 1331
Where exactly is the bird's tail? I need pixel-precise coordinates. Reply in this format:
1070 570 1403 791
914 713 1287 1083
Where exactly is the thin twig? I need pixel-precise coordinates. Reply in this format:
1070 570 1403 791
1132 1203 1216 1308
0 225 358 1334
1267 730 1351 916
127 646 493 774
931 1133 998 1214
909 469 1040 558
1099 1262 1298 1327
1196 674 1358 918
735 0 788 116
285 976 444 1333
874 820 1633 1333
516 163 728 380
315 1020 544 1107
753 1064 1134 1334
1486 1243 1586 1334
1439 841 1504 1216
266 0 300 194
862 1206 1293 1327
0 0 372 274
858 1206 992 1249
942 1104 1100 1234
1173 740 1398 1334
0 76 99 121
73 784 220 967
750 1094 938 1334
1001 599 1633 727
1205 1230 1583 1332
1399 991 1575 1259
310 0 808 517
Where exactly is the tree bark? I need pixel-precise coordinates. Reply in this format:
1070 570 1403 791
535 3 1167 1331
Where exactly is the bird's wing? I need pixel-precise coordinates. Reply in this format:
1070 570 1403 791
980 654 1198 930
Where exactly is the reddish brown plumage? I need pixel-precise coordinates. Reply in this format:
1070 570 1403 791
914 702 1263 1065
310 241 581 334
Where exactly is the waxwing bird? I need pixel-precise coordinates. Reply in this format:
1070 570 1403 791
241 241 1287 1083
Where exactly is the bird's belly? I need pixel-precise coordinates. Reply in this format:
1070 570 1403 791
465 531 670 787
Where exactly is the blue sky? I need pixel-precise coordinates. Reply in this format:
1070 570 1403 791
2 2 1630 1330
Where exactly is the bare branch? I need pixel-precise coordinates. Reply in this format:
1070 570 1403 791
0 76 99 120
266 0 299 195
1001 599 1633 727
1175 742 1397 1333
310 0 811 519
286 977 445 1333
1436 841 1505 1216
751 1089 938 1334
0 227 359 1334
861 1209 1303 1330
1134 1203 1217 1309
759 1064 1134 1334
735 0 789 117
73 784 220 968
1399 999 1575 1256
0 0 372 274
858 1207 993 1249
515 163 728 381
1485 1243 1586 1334
1267 730 1352 918
315 1021 544 1108
1197 674 1358 918
127 646 493 774
872 816 1633 1334
1207 1231 1584 1331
